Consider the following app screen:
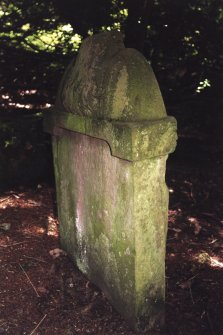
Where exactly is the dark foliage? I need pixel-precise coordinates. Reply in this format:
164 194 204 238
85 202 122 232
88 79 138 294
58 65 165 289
0 0 222 185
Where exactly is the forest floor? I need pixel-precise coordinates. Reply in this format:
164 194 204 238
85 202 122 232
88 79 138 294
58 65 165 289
0 139 223 335
1 40 223 335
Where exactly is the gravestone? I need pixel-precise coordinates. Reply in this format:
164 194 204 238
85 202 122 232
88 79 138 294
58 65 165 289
44 31 177 333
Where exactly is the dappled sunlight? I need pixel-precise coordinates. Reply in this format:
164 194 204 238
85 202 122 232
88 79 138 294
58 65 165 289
23 25 82 54
1 91 52 110
196 78 211 93
21 225 46 236
210 257 223 268
2 94 10 99
47 214 58 237
167 170 223 271
187 216 202 235
7 102 52 109
193 252 223 269
8 102 33 109
0 0 222 332
166 170 223 333
18 89 37 96
0 193 43 209
0 187 58 245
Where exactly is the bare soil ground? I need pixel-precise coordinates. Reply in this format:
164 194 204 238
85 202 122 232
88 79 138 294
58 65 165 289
0 147 223 335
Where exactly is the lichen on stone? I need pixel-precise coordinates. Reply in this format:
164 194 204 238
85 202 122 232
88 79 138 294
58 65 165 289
45 30 178 333
55 31 167 122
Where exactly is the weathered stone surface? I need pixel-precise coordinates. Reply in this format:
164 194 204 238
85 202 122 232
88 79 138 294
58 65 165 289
53 133 135 317
52 132 168 331
55 31 166 121
44 111 177 161
44 31 177 333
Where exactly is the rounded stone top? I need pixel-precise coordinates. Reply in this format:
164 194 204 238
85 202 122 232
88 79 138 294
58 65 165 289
56 31 166 122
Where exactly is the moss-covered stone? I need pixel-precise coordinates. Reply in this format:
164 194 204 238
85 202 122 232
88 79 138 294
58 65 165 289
55 31 166 122
44 31 177 333
44 111 177 161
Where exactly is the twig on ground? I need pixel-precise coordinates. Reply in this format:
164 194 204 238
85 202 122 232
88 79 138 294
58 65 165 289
18 263 40 297
29 314 47 335
23 255 46 263
0 241 28 248
187 273 199 281
0 196 10 203
189 286 195 304
12 193 20 199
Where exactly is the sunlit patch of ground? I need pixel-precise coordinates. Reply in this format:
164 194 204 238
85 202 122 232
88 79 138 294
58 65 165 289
166 161 223 335
0 186 135 335
0 158 223 335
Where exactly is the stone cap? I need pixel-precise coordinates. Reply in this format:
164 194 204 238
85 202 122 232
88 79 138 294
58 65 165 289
44 111 177 161
45 31 177 160
55 31 167 122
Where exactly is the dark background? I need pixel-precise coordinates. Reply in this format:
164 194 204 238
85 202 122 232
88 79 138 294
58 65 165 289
0 0 222 188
